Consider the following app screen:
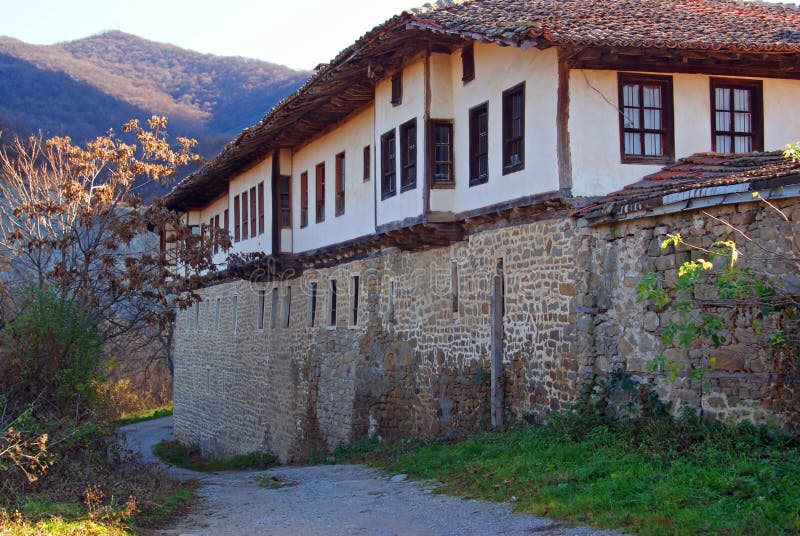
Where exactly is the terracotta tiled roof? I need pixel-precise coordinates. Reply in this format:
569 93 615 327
574 151 800 223
414 0 800 52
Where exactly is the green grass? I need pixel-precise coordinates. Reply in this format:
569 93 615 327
113 404 173 427
333 418 800 535
153 439 279 472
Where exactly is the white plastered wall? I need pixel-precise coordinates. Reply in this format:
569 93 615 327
197 194 231 267
570 70 800 197
375 57 426 227
292 106 376 253
228 156 273 256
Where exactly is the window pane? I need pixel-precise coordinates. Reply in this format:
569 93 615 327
734 112 751 134
624 132 640 155
715 111 731 132
716 135 731 153
715 88 731 111
733 88 751 112
644 109 661 130
623 107 639 129
734 135 752 153
644 133 662 156
643 86 661 108
623 84 639 106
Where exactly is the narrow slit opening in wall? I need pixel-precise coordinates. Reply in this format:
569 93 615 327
270 287 279 329
330 279 338 327
284 286 292 328
451 260 459 314
214 297 221 332
205 299 211 332
496 258 505 316
185 306 191 331
309 282 318 327
389 279 395 324
258 289 266 330
351 275 360 325
194 302 200 330
232 295 238 334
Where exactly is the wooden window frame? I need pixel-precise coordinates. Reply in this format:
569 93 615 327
283 286 292 328
381 129 397 200
257 182 265 235
278 175 291 229
363 145 370 181
429 119 454 188
213 214 220 254
257 289 266 331
335 152 346 216
249 186 257 237
502 82 525 174
461 44 475 83
469 102 489 186
391 72 402 106
270 287 279 330
329 279 338 327
223 209 229 250
710 78 763 153
618 73 674 164
350 275 360 326
300 171 308 228
241 190 249 240
400 118 417 192
315 162 325 223
309 281 318 327
233 195 240 242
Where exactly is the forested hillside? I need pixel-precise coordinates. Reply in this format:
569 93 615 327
0 31 308 196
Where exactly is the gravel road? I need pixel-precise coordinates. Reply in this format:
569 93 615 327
118 417 618 536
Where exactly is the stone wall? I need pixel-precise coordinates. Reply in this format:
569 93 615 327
173 198 799 462
578 199 800 431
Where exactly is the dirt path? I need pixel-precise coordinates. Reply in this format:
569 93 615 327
118 417 618 536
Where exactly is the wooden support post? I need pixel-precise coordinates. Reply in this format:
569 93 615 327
490 273 504 430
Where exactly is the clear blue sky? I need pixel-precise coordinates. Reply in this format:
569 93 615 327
0 0 420 70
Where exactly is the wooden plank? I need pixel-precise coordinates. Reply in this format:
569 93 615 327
557 49 573 190
490 273 504 430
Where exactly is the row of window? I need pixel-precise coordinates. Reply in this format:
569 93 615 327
619 74 763 163
229 182 266 242
185 276 363 333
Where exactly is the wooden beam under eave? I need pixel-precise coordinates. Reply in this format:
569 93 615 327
557 48 573 191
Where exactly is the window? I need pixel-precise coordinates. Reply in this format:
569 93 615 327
618 73 674 163
213 215 220 254
335 152 345 216
400 119 417 191
214 297 221 332
258 182 265 234
249 186 257 237
502 83 525 174
430 120 454 187
270 287 279 329
329 279 338 327
381 129 396 199
185 306 191 331
278 176 291 228
461 44 475 83
451 260 459 314
363 145 371 181
388 280 396 324
284 286 292 328
350 275 360 326
223 209 229 250
241 190 249 240
233 195 240 241
232 295 238 334
315 163 325 223
391 72 402 106
710 78 763 153
469 103 489 186
300 171 308 228
309 282 318 326
194 302 199 330
257 289 266 330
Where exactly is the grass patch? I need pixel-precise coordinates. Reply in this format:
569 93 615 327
113 404 173 427
334 417 800 535
153 439 279 472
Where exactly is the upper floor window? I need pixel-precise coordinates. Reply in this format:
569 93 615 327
335 152 346 216
223 209 229 250
430 120 454 187
257 182 265 234
391 72 402 106
233 195 240 241
469 102 489 186
502 83 525 174
212 214 220 254
278 176 291 228
711 78 763 153
300 171 308 228
241 190 249 240
618 73 674 164
315 162 325 223
381 129 396 199
363 145 371 181
461 44 475 83
249 186 257 237
400 119 417 192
